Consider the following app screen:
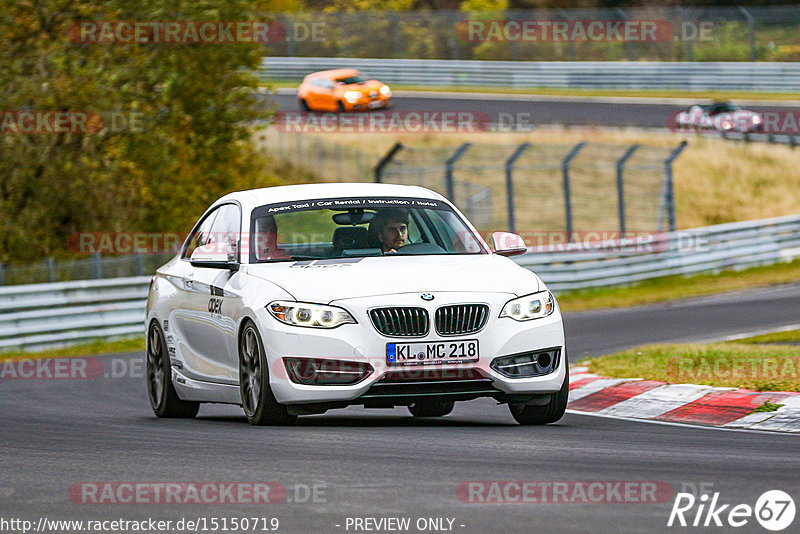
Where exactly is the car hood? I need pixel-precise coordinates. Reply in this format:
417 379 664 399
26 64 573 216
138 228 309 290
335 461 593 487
245 254 540 303
340 80 384 92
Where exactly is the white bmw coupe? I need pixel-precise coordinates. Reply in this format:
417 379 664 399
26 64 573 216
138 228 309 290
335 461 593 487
145 183 568 425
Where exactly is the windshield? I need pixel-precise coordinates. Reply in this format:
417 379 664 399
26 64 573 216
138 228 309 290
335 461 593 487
249 196 486 263
336 75 367 85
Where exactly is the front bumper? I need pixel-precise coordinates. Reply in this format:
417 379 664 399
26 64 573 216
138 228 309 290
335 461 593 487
343 96 391 111
257 292 566 405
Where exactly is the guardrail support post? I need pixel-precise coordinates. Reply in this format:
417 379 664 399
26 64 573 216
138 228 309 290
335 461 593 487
92 252 102 279
504 142 531 234
677 7 694 61
280 14 295 57
374 142 404 183
616 144 640 236
135 253 144 276
45 257 55 283
738 7 757 62
616 8 634 61
445 143 472 202
562 142 586 243
664 140 688 233
0 261 5 286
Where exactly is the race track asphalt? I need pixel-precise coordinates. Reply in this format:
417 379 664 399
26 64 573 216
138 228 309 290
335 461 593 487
266 92 800 130
2 283 799 533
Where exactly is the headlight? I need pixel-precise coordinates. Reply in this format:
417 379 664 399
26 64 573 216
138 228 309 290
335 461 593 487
343 91 362 104
752 115 762 125
268 301 356 328
379 85 391 96
499 291 555 321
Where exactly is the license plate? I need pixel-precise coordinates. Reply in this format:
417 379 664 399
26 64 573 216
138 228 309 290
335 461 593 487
368 100 383 109
386 340 479 366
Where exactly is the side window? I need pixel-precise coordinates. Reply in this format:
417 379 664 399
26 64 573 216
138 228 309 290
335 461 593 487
182 204 241 260
208 204 241 260
183 209 219 259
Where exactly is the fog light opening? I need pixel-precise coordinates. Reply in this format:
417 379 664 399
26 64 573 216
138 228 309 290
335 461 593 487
283 357 373 385
490 348 560 378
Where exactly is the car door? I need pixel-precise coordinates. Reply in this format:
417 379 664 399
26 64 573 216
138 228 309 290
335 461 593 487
170 203 243 384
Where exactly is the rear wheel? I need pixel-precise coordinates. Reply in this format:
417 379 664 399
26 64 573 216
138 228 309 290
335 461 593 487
408 400 455 418
299 98 310 111
239 320 296 426
509 365 569 425
146 321 199 418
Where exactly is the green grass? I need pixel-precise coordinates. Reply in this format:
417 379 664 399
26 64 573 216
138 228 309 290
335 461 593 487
556 258 800 313
752 401 785 413
735 329 800 345
0 337 144 360
266 81 800 101
584 330 800 392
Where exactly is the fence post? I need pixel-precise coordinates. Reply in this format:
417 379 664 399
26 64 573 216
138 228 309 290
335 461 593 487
134 253 144 276
738 6 757 62
374 142 404 183
664 140 688 233
445 143 472 202
615 8 634 61
92 252 102 279
388 12 403 58
0 261 5 286
281 13 296 57
558 9 577 60
447 11 459 60
562 142 586 243
504 142 531 234
616 144 640 236
677 7 694 61
45 257 56 283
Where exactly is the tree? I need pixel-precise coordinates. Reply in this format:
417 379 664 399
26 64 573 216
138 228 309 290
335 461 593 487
0 0 285 261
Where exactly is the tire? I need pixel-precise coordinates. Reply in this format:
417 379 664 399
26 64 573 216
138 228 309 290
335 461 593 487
239 320 296 426
408 400 455 418
299 98 310 111
337 100 346 112
509 364 569 426
146 321 199 418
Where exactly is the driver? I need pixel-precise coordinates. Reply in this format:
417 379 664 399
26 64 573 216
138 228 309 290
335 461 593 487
369 208 409 253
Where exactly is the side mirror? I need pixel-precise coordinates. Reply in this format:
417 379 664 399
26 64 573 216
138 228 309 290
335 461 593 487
190 242 239 270
491 232 527 257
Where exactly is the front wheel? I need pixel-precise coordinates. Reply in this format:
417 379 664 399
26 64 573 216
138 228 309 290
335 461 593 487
509 365 569 425
146 321 199 418
408 400 455 418
239 320 296 426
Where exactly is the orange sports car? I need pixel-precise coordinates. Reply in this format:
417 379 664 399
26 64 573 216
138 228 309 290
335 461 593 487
297 69 391 112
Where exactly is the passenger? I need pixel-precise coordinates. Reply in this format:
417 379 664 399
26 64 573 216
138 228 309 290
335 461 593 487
255 215 290 260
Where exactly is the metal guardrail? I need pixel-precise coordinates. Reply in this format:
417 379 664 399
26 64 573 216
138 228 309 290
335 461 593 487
0 277 150 351
517 214 800 292
2 214 799 351
260 58 800 92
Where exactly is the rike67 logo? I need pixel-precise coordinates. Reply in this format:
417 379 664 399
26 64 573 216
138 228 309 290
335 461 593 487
668 490 795 531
